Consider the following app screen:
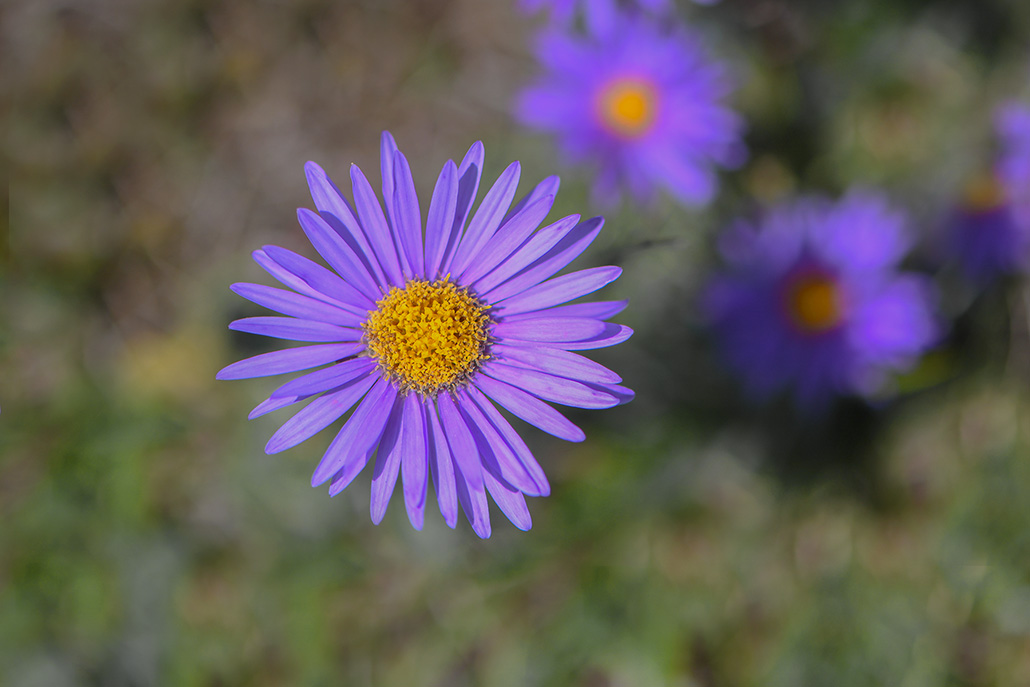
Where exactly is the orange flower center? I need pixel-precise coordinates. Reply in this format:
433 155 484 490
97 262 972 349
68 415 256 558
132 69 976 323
787 275 843 333
962 172 1008 213
598 78 658 138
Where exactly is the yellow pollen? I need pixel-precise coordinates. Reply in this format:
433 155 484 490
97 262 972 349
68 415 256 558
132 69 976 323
962 172 1008 212
787 276 843 333
363 278 491 396
598 78 657 138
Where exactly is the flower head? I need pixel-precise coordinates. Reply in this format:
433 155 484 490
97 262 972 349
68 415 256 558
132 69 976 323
219 133 633 538
949 102 1030 282
704 191 938 405
516 10 744 206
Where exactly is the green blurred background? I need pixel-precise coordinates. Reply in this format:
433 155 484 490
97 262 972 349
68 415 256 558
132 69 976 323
4 0 1030 684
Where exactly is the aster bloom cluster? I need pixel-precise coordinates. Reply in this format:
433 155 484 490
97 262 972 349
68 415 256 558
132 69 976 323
219 134 632 537
705 192 939 405
950 101 1030 282
516 4 744 205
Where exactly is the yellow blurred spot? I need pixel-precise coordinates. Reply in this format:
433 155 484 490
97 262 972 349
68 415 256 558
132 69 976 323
121 326 219 402
787 275 843 333
962 172 1007 212
598 78 658 138
363 278 491 396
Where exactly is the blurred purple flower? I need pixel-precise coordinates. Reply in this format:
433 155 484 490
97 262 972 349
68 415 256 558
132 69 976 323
705 191 939 406
218 133 632 538
516 9 745 206
949 102 1030 282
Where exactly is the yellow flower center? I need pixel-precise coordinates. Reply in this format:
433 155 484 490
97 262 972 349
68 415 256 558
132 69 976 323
787 275 843 333
598 78 658 138
363 278 491 396
962 172 1007 212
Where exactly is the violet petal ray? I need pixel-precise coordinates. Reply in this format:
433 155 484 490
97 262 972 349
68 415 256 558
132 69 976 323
391 149 425 279
501 299 627 323
370 396 406 524
217 342 364 381
231 282 365 325
446 161 521 276
229 316 362 343
484 471 532 531
460 194 555 285
482 361 620 409
296 208 382 303
269 357 376 399
504 175 560 224
263 245 373 312
425 399 459 528
494 265 623 315
482 217 604 303
265 374 378 454
470 214 581 295
454 465 492 539
549 323 634 350
304 161 388 288
399 395 429 530
310 377 397 487
349 164 406 287
493 343 621 384
474 375 585 442
455 388 542 496
464 385 550 497
424 160 459 281
249 394 304 419
253 249 356 310
436 392 484 491
493 317 607 343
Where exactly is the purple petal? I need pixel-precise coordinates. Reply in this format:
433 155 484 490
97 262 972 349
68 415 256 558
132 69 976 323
296 208 381 303
459 194 555 286
482 361 619 409
484 470 532 531
492 343 621 384
270 357 376 399
452 141 486 239
473 375 585 442
303 161 388 288
249 394 304 419
262 245 373 312
455 388 544 496
446 161 521 276
311 377 396 488
370 395 406 525
471 214 581 295
494 266 622 316
350 164 405 287
217 342 364 380
425 160 459 281
493 317 607 343
265 373 378 454
231 282 365 325
425 400 458 528
504 175 560 223
399 395 428 530
229 316 362 342
549 323 634 351
391 149 425 279
455 466 492 539
380 131 399 212
481 217 604 303
501 300 627 323
436 392 484 491
464 385 550 497
253 248 359 310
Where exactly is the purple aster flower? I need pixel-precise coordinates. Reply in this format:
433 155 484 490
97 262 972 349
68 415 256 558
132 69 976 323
704 191 938 405
949 102 1030 282
516 9 744 206
218 133 633 538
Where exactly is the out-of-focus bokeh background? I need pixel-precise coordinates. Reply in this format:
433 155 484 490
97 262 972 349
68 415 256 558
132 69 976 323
4 0 1030 684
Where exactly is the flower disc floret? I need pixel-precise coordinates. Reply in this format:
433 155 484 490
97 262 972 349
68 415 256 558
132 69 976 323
786 274 843 334
598 78 658 138
363 278 491 395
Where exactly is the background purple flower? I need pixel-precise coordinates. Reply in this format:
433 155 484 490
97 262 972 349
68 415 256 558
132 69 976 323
218 133 632 538
705 191 938 405
949 102 1030 282
516 10 745 206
